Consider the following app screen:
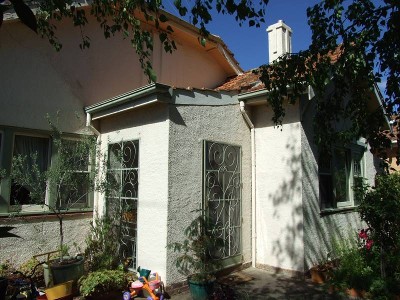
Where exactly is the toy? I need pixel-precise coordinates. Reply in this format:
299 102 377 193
127 272 164 300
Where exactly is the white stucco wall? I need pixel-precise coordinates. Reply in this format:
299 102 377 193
166 101 252 285
0 214 91 266
252 102 305 272
0 17 233 132
98 104 169 282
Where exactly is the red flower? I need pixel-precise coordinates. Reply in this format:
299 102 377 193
365 239 373 250
358 229 368 240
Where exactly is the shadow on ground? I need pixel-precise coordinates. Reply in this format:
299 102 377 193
173 267 354 300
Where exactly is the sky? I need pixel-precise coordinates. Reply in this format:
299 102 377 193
163 0 321 71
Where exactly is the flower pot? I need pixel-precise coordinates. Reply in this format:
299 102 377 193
0 277 8 300
44 280 73 300
346 288 366 298
310 267 328 284
43 256 84 290
188 276 215 300
84 290 122 300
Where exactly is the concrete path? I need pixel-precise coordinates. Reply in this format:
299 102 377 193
170 267 353 300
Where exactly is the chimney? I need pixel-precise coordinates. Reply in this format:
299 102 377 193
267 20 292 63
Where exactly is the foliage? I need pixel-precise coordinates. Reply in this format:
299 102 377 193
357 172 400 297
168 212 223 283
329 237 373 291
78 268 127 297
359 172 400 250
8 114 102 262
19 257 44 284
0 260 14 278
0 0 268 82
258 0 399 159
84 216 120 272
325 173 400 298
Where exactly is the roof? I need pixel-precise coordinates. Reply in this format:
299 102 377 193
215 47 344 93
215 69 265 93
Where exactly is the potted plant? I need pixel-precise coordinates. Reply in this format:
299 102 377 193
9 115 103 288
78 268 129 300
168 212 223 300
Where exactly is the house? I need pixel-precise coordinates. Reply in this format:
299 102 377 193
0 8 383 290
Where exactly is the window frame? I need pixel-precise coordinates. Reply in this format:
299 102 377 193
0 127 94 215
319 142 366 212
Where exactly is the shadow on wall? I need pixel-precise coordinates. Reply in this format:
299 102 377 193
301 110 364 270
266 128 304 271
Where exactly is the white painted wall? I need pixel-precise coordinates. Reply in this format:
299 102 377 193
0 17 233 132
0 215 91 266
252 102 305 272
98 104 169 282
166 101 252 285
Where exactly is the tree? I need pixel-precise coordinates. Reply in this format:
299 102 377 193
1 0 398 162
8 114 105 260
258 0 399 163
0 0 268 81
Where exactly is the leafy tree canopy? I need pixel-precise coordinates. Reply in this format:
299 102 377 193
258 0 399 160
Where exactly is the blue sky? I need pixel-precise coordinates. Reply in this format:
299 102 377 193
164 0 321 71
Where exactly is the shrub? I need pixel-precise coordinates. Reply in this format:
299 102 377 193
78 269 126 297
84 216 119 272
355 172 400 297
329 238 373 291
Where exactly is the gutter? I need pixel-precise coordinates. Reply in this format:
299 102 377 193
239 101 256 268
85 83 171 120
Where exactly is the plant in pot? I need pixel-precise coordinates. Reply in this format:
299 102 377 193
8 115 103 290
168 212 223 300
78 268 130 300
79 216 137 299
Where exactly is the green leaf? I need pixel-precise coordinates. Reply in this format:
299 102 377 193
159 14 167 22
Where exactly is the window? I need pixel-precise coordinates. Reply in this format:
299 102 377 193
203 141 241 264
319 144 365 210
58 139 91 209
0 131 3 167
0 127 93 214
107 140 139 269
10 135 50 206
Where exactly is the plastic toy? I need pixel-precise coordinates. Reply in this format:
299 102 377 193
126 272 164 300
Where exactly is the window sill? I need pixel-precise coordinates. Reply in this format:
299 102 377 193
320 206 358 216
0 208 93 221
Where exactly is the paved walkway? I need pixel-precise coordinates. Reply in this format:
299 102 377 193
170 267 353 300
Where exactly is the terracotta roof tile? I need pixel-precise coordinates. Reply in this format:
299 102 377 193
215 69 264 93
215 47 344 93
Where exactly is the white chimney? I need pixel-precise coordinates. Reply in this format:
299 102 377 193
267 20 292 63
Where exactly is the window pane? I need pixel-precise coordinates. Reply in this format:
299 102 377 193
59 173 89 208
10 135 49 205
204 141 241 260
0 132 2 171
318 152 334 209
332 148 349 203
58 139 90 208
320 174 334 209
353 153 364 206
